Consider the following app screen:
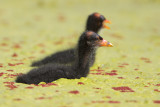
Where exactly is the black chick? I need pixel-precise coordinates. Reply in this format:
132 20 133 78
31 12 111 67
16 31 113 84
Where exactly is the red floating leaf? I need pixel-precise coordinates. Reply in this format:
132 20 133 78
135 77 139 79
40 83 58 87
117 77 125 79
90 69 104 72
12 53 18 57
40 50 45 53
121 55 127 58
96 69 104 72
153 100 160 104
69 90 79 94
78 82 84 85
55 90 59 92
58 15 66 22
105 96 111 99
16 63 24 65
35 97 45 100
5 73 22 79
140 57 149 60
13 98 21 101
4 82 15 84
32 84 39 86
155 84 160 86
1 43 8 46
144 86 149 87
37 43 45 47
8 63 16 66
93 87 101 90
134 68 139 71
35 96 52 100
47 83 58 86
108 101 120 103
0 72 4 77
90 73 104 75
105 72 117 76
118 65 124 68
25 86 34 89
112 86 134 92
145 60 152 63
154 89 160 92
122 63 129 65
28 56 35 59
40 84 49 87
111 70 117 73
54 41 63 45
7 74 17 77
3 37 10 41
47 97 53 99
16 73 23 76
95 91 99 93
140 57 152 63
6 70 14 72
13 44 21 48
4 82 17 90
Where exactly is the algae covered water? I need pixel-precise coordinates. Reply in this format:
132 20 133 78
0 0 160 106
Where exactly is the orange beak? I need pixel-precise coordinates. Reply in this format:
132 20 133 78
99 39 113 47
103 19 111 29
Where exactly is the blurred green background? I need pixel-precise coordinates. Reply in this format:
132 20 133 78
0 0 160 107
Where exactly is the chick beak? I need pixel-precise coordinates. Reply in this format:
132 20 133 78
103 19 111 29
99 39 113 47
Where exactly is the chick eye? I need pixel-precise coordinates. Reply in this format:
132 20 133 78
100 15 105 21
99 36 103 40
